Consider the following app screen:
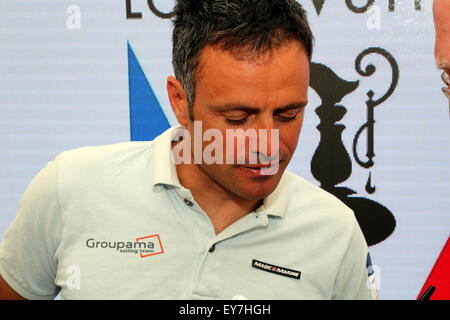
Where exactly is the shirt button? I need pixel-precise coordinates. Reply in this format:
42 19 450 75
184 199 194 207
209 244 216 253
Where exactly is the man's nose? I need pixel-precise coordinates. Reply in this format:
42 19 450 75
249 116 278 159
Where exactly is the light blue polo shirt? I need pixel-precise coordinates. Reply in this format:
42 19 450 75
0 126 376 300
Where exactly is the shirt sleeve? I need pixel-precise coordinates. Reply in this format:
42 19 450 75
0 155 63 300
332 217 379 300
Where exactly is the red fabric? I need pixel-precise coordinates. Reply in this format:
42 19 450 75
418 237 450 300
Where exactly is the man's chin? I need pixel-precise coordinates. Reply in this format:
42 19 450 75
228 163 286 199
233 175 281 201
198 162 285 201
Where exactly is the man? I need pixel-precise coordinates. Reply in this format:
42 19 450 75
433 0 450 111
0 0 374 299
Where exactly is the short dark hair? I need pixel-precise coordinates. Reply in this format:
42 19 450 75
172 0 314 118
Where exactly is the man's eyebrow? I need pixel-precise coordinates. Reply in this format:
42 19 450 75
274 103 308 112
209 102 308 113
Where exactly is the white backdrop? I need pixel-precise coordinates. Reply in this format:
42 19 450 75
0 0 449 300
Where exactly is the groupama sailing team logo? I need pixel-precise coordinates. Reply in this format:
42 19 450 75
85 234 164 258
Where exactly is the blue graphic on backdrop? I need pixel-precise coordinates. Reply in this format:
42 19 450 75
127 41 170 141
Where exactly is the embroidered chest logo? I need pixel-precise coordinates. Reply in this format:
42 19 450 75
85 234 164 258
252 259 301 280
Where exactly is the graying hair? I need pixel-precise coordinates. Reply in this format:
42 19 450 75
172 0 314 119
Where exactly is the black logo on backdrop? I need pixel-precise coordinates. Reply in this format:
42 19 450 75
312 0 422 15
309 48 399 246
126 0 175 19
125 1 404 247
126 0 423 20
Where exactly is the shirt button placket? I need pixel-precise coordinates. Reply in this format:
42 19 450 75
194 242 220 298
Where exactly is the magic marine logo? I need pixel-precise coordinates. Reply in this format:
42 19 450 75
85 234 164 258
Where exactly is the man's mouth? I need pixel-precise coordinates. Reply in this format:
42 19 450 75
236 160 282 176
239 164 273 169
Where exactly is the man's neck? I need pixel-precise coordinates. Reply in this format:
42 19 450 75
174 158 261 235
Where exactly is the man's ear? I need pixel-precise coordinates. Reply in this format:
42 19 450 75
167 76 189 127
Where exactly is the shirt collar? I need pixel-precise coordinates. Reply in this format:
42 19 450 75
151 125 289 218
152 125 185 191
256 172 290 218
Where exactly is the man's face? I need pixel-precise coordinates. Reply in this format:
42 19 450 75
185 40 309 201
433 0 450 106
